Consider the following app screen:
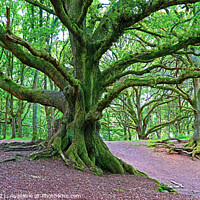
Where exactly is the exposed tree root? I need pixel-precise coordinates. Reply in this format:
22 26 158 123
0 140 47 152
28 132 141 176
149 137 200 160
0 153 24 163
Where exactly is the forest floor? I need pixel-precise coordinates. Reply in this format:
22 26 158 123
0 140 199 200
106 140 200 199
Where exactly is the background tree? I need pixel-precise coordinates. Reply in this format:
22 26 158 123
112 87 190 139
155 53 200 157
101 87 192 140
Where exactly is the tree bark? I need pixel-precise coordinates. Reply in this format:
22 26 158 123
185 78 200 158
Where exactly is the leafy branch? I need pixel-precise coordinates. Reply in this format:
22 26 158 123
102 36 200 85
5 33 80 87
92 0 200 60
25 0 56 15
145 115 190 137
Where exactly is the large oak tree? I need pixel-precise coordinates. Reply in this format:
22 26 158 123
0 0 200 174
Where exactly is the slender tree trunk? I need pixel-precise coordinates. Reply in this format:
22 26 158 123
106 111 111 141
18 113 22 138
32 70 39 141
17 100 23 138
44 75 53 139
10 95 16 139
0 99 2 137
156 107 161 139
11 116 16 139
128 127 132 140
17 65 25 138
3 95 9 139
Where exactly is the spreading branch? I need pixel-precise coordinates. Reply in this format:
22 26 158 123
103 36 200 86
77 0 93 25
155 85 193 106
24 0 56 15
0 72 66 113
0 25 67 90
86 70 200 122
145 115 190 137
143 98 177 126
5 33 80 87
92 0 200 60
129 27 165 38
141 95 176 113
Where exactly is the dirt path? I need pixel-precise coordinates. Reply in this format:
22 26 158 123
105 140 200 199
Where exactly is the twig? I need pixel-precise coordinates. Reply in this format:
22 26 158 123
171 180 184 188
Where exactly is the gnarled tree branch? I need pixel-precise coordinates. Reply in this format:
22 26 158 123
0 25 67 90
93 0 200 60
5 33 80 87
0 72 66 113
86 70 200 122
103 36 200 86
145 115 190 137
24 0 56 15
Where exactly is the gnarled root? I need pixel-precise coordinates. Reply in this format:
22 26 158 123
172 136 200 160
64 140 139 175
187 136 200 160
0 140 46 152
150 137 200 160
0 153 24 164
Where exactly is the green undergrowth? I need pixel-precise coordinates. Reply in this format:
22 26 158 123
136 170 176 193
157 182 177 193
152 179 177 193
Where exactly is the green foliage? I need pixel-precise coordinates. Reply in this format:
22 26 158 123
0 135 31 141
0 0 200 143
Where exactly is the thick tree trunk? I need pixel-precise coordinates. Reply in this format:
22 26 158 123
136 123 147 139
138 133 148 140
30 15 140 174
186 78 200 157
31 87 139 175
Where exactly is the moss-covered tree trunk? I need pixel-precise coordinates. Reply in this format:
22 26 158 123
31 28 138 174
38 87 137 174
186 78 200 157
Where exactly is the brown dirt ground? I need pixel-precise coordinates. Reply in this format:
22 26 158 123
105 140 200 199
0 140 199 200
